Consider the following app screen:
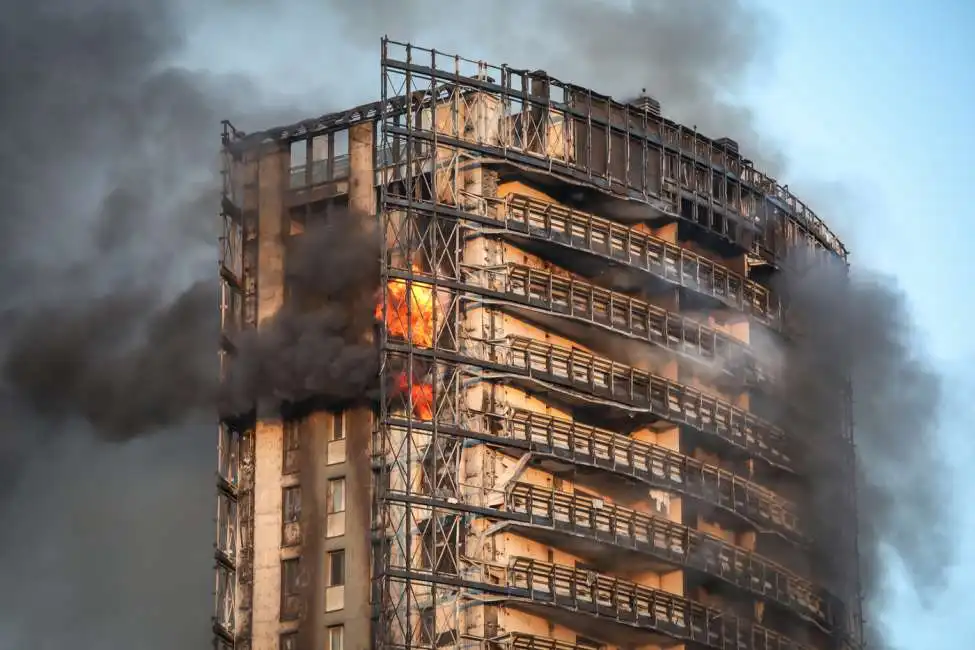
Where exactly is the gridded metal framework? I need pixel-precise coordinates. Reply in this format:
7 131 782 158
375 39 861 650
213 120 258 650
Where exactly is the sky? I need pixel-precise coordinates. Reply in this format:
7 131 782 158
746 0 975 644
0 1 972 648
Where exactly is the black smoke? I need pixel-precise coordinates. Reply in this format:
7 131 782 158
3 280 218 439
220 211 380 416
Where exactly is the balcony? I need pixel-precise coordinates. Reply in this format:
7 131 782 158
489 335 792 471
505 482 831 629
389 192 779 326
381 40 845 263
502 556 815 650
503 633 595 650
504 194 779 324
495 408 799 539
496 262 768 384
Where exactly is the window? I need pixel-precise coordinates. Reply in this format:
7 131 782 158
217 424 239 487
330 412 345 441
282 485 303 546
283 421 300 475
289 140 309 189
332 129 350 180
327 478 345 514
327 550 345 587
327 412 346 465
280 632 298 650
280 558 302 621
216 493 237 558
289 140 307 169
283 486 301 523
326 477 346 538
327 625 344 650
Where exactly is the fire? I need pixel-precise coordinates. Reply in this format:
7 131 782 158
398 372 434 421
376 265 436 348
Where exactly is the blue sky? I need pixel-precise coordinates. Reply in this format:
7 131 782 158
178 1 975 646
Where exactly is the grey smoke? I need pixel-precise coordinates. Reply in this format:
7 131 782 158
774 253 948 648
293 0 785 172
0 0 320 648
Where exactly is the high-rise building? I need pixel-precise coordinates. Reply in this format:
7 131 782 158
214 39 862 650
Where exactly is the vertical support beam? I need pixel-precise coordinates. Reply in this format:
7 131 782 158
345 121 377 649
251 144 288 650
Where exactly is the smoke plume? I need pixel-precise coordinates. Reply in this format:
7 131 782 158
774 253 949 647
298 0 785 171
0 0 321 647
220 211 380 416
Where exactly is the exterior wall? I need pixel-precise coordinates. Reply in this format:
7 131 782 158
222 121 376 650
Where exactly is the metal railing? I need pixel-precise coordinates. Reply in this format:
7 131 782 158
503 556 818 650
504 633 590 650
381 39 846 262
497 262 768 384
493 408 799 538
505 482 830 629
488 335 792 470
503 193 779 325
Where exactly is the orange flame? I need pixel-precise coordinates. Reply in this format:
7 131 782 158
376 265 435 348
397 372 434 421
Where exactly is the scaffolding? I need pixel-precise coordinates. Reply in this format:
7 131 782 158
375 38 861 650
213 120 258 650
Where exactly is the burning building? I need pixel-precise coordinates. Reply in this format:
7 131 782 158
214 39 862 650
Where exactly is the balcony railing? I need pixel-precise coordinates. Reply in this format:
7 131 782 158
497 262 768 384
503 194 779 325
492 408 798 537
504 633 591 650
505 482 830 629
382 41 845 265
503 556 817 650
486 335 792 471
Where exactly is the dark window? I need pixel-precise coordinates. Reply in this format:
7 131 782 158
280 558 303 620
328 550 345 587
283 486 301 524
280 632 298 650
283 421 300 475
330 413 345 441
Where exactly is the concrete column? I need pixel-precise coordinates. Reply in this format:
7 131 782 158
349 123 376 216
345 121 376 650
251 145 288 650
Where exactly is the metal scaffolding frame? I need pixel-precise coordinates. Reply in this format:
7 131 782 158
213 120 258 650
381 36 859 650
374 38 862 650
386 192 783 328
